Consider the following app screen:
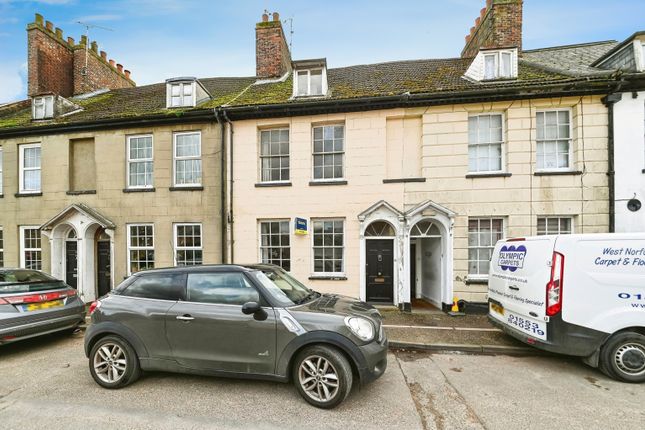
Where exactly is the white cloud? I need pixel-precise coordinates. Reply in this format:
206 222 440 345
0 63 26 103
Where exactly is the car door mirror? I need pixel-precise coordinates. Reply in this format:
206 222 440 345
242 301 262 315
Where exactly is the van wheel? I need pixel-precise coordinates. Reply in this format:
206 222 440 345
292 345 353 409
89 335 141 389
600 332 645 383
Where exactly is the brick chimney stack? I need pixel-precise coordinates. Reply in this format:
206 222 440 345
27 13 136 97
255 11 292 79
461 0 523 58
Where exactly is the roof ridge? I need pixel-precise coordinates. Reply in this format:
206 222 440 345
522 40 618 53
329 56 467 72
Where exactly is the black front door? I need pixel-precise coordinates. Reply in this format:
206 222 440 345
65 241 78 289
410 243 417 298
97 241 111 297
366 239 394 303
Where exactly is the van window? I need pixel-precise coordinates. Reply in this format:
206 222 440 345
187 273 260 306
121 273 184 301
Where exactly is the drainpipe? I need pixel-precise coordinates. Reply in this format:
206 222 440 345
221 109 235 263
214 108 228 263
602 92 623 233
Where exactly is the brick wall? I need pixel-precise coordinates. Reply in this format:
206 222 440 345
461 0 523 58
255 12 291 78
27 13 135 97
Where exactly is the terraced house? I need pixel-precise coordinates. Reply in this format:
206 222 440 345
0 14 253 301
1 1 643 310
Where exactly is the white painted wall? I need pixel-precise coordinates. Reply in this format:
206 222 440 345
614 91 645 232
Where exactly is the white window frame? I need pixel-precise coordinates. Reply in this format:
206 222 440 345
535 108 574 172
259 128 290 183
0 146 3 196
166 82 196 108
483 50 515 80
126 134 154 189
537 216 573 235
468 113 506 174
19 143 42 194
311 124 345 182
467 218 505 280
311 218 345 277
258 219 291 271
173 131 202 187
19 226 42 270
293 68 327 97
173 223 203 266
0 226 3 267
32 95 54 120
127 224 155 276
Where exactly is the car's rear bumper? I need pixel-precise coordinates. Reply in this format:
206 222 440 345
357 336 388 385
489 314 609 357
0 304 85 344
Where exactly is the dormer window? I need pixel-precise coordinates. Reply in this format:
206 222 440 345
464 48 518 82
32 95 54 120
484 51 513 80
166 78 211 108
168 82 194 107
292 59 328 98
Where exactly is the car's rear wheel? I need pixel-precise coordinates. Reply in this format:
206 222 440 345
600 331 645 383
89 335 141 389
293 345 353 409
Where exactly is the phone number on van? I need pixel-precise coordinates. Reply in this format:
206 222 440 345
507 314 546 337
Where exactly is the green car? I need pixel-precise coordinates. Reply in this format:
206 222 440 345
84 264 387 409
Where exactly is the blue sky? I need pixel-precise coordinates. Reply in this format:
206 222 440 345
0 0 644 103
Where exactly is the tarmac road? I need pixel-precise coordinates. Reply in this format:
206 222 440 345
0 331 643 430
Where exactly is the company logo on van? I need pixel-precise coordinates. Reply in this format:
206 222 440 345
498 245 527 272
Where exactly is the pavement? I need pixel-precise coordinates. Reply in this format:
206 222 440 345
379 308 534 355
1 331 644 430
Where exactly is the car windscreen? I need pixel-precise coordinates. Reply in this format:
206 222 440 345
248 268 313 307
0 270 66 294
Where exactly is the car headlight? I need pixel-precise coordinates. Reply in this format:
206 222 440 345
344 316 375 342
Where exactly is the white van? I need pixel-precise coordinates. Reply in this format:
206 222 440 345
488 233 645 382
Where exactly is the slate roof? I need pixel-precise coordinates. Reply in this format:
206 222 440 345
0 40 628 134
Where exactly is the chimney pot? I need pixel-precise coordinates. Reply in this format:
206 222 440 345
100 50 107 60
45 20 53 31
262 13 269 22
470 26 475 36
475 17 481 26
465 35 471 43
117 63 123 73
55 27 63 38
480 7 487 19
80 35 88 45
272 12 280 21
486 0 492 8
91 41 98 53
109 59 115 67
124 70 131 79
67 36 75 45
35 13 44 26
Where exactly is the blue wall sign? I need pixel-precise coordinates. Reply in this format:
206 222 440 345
295 217 308 235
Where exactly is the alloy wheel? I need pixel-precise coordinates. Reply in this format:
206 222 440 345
93 342 128 384
614 343 645 376
298 355 340 403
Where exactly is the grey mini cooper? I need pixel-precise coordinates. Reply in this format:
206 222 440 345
84 264 387 408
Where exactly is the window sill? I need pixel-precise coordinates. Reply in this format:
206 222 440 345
255 182 292 188
169 186 204 191
123 188 156 193
308 275 348 281
66 190 97 195
309 180 348 186
15 192 43 198
534 170 582 177
465 277 489 285
383 177 426 184
465 172 512 179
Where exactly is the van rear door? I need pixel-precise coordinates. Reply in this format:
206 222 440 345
488 237 555 340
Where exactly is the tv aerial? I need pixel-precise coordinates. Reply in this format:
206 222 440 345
76 21 114 75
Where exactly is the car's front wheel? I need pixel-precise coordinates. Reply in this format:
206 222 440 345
293 345 353 409
89 335 141 389
600 331 645 383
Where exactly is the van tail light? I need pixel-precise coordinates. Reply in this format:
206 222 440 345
546 251 565 316
88 300 101 316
